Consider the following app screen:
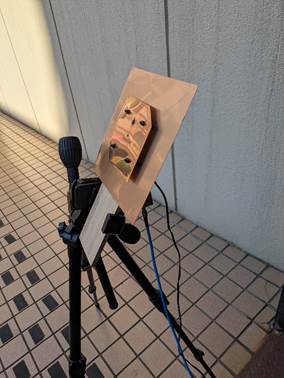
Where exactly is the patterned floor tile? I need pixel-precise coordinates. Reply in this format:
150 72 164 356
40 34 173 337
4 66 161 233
0 113 281 378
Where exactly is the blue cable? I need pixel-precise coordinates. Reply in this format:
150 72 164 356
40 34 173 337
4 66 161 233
144 216 194 378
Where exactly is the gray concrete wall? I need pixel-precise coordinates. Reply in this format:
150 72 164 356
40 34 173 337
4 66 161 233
0 0 283 269
168 0 284 270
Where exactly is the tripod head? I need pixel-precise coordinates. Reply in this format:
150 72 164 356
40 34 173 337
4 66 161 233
58 136 141 245
59 136 82 184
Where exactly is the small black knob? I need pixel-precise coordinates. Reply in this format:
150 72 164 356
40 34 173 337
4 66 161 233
58 221 66 236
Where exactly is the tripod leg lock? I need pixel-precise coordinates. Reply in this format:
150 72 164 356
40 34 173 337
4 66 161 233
149 288 169 313
58 222 80 248
193 348 205 362
69 354 87 378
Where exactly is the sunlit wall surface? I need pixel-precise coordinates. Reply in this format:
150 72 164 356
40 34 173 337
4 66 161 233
0 0 85 151
0 0 283 270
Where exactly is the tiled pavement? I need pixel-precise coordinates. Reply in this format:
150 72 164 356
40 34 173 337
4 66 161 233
0 113 283 378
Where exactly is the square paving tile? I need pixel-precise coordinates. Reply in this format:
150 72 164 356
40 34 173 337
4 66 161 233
179 234 202 252
119 359 152 377
241 255 266 274
199 323 233 357
196 291 227 319
144 309 169 336
110 305 139 334
193 243 219 262
162 263 189 286
221 341 251 375
8 355 38 378
212 361 234 378
182 305 211 336
124 322 156 353
216 305 250 337
191 227 211 240
45 358 68 378
129 292 153 318
261 267 284 287
1 335 28 369
178 219 196 233
103 338 135 375
223 245 246 262
247 277 279 302
24 318 51 349
180 276 207 303
233 291 264 319
90 321 119 352
194 265 222 288
140 339 175 376
213 277 243 303
181 253 205 275
228 265 256 288
2 278 26 301
160 359 191 378
207 236 228 251
210 253 237 275
16 303 42 331
239 323 267 352
32 335 62 371
255 306 275 330
153 234 172 252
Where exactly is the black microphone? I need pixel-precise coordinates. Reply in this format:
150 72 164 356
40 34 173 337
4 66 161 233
59 136 82 184
119 223 141 244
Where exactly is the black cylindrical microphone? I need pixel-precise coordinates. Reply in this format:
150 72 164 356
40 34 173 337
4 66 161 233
119 223 141 244
59 136 82 184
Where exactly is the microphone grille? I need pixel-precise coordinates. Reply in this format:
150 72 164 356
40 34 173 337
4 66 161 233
59 136 82 168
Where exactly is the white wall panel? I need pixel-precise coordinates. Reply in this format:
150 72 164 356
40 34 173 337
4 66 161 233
0 10 38 128
49 0 175 206
168 0 284 269
0 0 86 152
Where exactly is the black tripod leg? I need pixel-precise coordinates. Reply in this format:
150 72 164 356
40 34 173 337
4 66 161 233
86 267 99 307
107 235 216 378
81 252 99 306
68 244 86 377
94 256 118 310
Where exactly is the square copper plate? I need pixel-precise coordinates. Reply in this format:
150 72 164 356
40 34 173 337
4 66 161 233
94 68 197 224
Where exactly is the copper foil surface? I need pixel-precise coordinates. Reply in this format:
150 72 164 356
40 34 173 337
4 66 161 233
95 68 197 224
108 96 152 181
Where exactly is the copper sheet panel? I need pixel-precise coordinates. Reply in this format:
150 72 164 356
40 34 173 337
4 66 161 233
95 68 197 224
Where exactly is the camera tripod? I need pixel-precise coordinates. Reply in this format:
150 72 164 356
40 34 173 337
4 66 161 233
58 136 216 378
